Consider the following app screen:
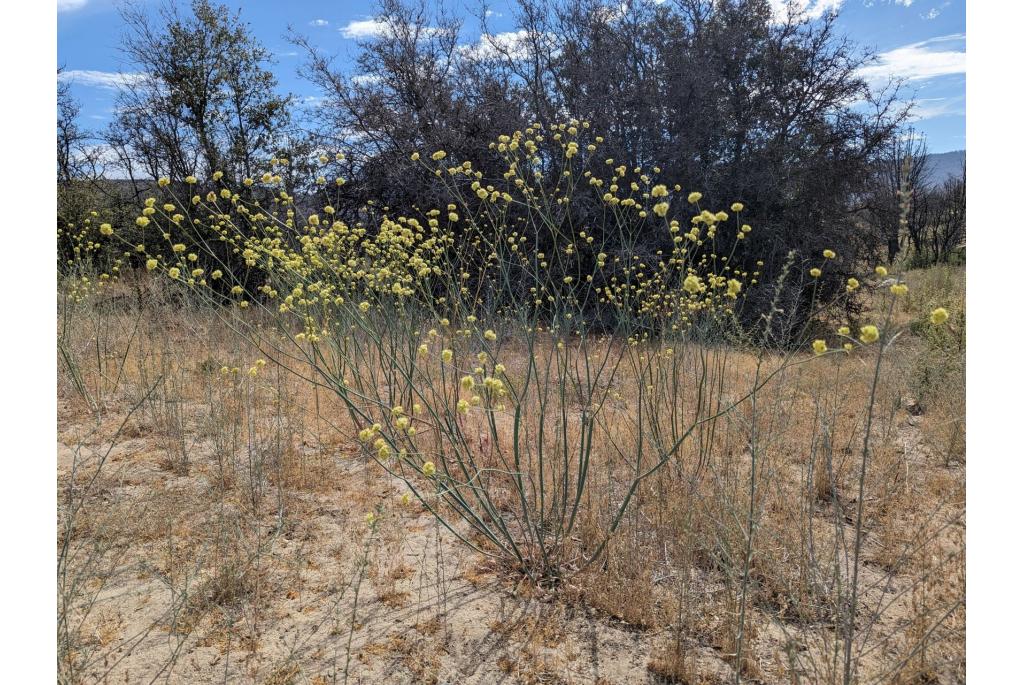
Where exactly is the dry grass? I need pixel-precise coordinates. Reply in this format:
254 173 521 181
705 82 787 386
56 266 965 684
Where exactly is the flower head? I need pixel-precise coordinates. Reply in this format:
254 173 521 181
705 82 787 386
930 307 949 325
859 325 879 344
812 339 827 355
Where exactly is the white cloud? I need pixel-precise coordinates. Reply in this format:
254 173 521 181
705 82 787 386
309 19 329 27
340 19 391 39
58 0 88 12
459 31 556 61
857 34 966 85
71 144 139 179
594 3 628 23
339 17 443 41
768 0 844 23
351 74 382 86
921 1 949 20
58 70 148 90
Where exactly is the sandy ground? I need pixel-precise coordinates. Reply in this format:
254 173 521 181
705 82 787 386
56 341 965 685
58 399 735 685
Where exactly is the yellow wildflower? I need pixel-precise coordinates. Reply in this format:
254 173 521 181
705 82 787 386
859 325 879 344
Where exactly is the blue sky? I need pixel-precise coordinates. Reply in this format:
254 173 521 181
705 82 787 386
57 0 966 152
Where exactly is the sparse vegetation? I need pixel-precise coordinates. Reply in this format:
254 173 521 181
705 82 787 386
56 1 965 683
58 127 965 683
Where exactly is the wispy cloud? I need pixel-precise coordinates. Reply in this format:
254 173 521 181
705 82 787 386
58 0 88 12
58 70 148 90
911 95 965 120
309 19 329 28
857 34 966 85
767 0 845 23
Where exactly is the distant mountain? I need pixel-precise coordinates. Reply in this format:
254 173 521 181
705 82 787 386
923 150 965 188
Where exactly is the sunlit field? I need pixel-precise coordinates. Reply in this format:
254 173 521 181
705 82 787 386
57 124 965 684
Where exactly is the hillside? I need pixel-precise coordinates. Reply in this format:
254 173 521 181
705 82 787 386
925 150 966 187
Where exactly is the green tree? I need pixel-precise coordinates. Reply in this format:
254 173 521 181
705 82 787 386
108 0 291 182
